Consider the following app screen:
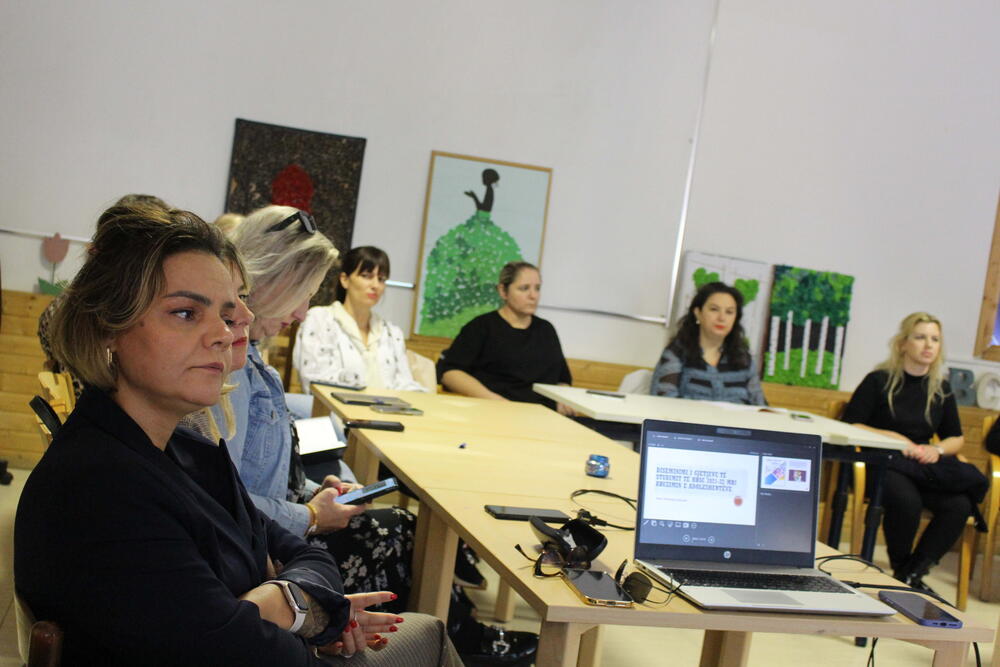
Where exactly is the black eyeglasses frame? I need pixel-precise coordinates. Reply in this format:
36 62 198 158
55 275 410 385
266 210 317 235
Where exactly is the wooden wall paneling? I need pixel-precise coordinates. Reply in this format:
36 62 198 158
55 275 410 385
0 290 54 468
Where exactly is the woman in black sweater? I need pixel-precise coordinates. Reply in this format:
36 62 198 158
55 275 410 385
842 312 983 592
15 203 459 665
437 261 574 413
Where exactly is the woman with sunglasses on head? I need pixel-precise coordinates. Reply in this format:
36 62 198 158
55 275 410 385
650 281 766 405
842 312 986 594
222 207 534 665
438 261 575 415
15 203 425 664
293 245 427 394
220 205 413 598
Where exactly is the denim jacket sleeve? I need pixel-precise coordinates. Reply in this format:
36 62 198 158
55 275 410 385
224 344 312 537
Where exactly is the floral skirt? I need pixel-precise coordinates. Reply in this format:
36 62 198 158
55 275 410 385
311 507 415 614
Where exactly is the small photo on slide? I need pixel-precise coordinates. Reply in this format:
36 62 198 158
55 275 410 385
760 456 811 492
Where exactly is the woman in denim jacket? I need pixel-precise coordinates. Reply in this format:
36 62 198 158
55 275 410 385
219 206 538 666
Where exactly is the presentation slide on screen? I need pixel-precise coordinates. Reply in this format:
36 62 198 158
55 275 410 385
643 448 760 526
759 456 812 492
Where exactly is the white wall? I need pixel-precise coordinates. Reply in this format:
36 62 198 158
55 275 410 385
0 0 713 367
683 0 1000 388
2 1 999 390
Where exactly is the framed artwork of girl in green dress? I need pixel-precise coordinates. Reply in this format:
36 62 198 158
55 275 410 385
413 151 552 339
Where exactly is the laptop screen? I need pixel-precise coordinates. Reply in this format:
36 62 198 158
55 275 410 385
634 419 821 568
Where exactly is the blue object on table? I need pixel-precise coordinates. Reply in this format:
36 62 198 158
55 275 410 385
586 454 610 478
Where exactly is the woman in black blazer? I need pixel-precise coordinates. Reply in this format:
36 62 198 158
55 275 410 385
14 203 459 665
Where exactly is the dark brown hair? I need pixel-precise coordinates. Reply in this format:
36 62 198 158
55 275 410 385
335 246 390 303
668 281 749 370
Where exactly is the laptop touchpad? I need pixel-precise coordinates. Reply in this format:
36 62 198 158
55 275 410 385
724 590 801 606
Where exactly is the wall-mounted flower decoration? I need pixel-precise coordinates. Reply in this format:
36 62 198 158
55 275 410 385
39 233 71 295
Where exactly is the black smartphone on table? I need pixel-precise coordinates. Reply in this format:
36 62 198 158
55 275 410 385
483 505 570 523
335 478 400 505
343 419 405 432
877 591 962 628
562 568 634 608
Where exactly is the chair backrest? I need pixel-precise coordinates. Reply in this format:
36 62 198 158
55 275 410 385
617 368 653 395
29 396 62 438
406 349 438 392
827 399 848 420
15 591 63 667
37 372 75 422
265 321 301 392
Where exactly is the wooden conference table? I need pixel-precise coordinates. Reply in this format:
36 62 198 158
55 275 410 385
310 386 991 666
533 383 907 562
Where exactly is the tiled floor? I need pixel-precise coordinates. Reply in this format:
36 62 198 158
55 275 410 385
2 466 997 665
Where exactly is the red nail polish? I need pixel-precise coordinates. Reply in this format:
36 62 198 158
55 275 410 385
389 593 398 601
372 634 381 640
350 620 358 629
395 617 404 623
389 626 398 632
381 637 389 645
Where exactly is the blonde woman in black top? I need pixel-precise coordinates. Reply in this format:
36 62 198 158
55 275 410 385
842 312 985 593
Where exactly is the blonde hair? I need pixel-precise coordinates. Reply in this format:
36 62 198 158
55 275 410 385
229 205 338 324
51 204 227 391
214 212 245 236
877 311 946 423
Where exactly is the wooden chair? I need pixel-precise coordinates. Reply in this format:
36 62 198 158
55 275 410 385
15 591 63 667
849 442 980 611
977 414 1000 601
405 349 438 393
37 372 75 422
263 321 301 392
33 372 75 447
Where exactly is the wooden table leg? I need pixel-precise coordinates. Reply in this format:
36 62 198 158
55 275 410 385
930 641 969 667
411 508 458 619
577 625 603 667
346 431 379 484
912 639 971 667
493 581 517 622
699 630 751 667
536 621 588 667
993 613 1000 667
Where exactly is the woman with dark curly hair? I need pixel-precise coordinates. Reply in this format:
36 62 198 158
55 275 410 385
650 281 766 405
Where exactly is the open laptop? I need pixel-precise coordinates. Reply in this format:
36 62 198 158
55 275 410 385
633 419 893 616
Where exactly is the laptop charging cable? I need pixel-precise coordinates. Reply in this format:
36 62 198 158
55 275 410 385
819 555 980 667
570 489 636 530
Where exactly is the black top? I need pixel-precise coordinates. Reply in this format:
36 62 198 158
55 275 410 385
437 310 572 408
985 418 1000 456
841 370 962 444
14 388 349 666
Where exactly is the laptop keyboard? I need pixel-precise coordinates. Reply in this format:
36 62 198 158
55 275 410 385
660 568 852 594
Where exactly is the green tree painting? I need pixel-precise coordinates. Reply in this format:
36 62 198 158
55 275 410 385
764 265 854 389
414 153 551 339
418 210 523 336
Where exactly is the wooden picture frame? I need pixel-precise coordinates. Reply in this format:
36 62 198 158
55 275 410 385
410 151 552 340
974 191 1000 360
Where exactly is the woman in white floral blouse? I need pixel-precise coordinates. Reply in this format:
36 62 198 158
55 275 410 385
294 246 427 394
